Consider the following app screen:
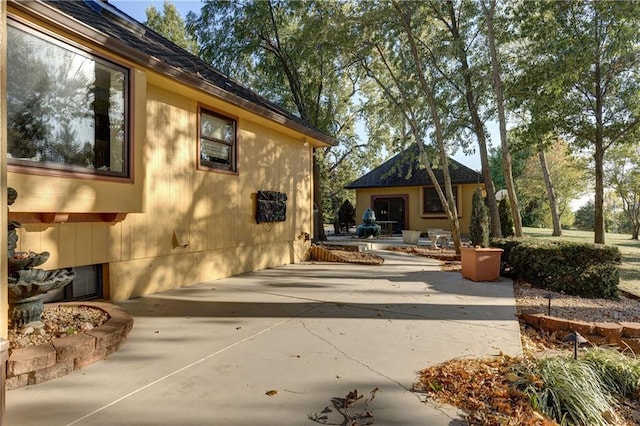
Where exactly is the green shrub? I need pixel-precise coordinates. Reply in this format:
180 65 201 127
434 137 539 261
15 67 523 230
499 198 515 237
515 355 618 425
490 238 522 275
337 199 356 234
515 348 640 425
491 238 621 298
571 263 620 299
582 348 640 399
470 187 489 247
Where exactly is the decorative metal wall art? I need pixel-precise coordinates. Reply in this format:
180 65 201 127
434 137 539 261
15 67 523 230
256 191 288 224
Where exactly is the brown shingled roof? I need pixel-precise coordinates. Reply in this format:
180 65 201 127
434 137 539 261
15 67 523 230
345 145 483 189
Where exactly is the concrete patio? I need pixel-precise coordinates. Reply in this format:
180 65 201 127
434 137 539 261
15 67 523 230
6 250 522 425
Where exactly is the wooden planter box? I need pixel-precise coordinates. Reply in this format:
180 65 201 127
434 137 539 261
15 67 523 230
460 247 504 282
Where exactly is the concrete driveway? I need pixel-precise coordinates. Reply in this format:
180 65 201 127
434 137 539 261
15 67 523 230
6 250 522 426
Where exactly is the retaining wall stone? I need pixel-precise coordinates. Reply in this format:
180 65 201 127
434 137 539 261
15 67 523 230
519 312 640 352
7 302 133 390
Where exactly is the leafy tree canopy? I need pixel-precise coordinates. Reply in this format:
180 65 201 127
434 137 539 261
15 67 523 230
517 139 586 228
188 0 390 237
605 143 640 239
146 1 199 55
509 0 640 243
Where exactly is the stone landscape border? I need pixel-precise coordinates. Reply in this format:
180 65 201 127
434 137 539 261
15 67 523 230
6 302 133 390
310 245 384 265
520 312 640 353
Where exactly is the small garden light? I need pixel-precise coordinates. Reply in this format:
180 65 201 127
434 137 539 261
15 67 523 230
544 293 555 316
564 331 588 360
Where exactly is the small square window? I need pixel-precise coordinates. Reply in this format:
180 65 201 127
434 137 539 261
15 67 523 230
198 108 236 172
423 186 457 214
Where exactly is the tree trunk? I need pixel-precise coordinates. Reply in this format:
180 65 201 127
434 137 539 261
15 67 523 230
394 1 461 252
483 0 524 237
628 201 640 240
475 116 501 239
593 12 605 245
415 145 461 253
447 0 501 239
594 143 606 243
538 150 562 236
312 149 327 242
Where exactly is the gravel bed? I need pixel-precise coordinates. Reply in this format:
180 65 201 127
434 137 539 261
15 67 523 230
8 305 110 350
514 281 640 323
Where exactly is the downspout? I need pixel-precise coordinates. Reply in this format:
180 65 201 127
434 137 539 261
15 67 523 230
1 1 10 424
1 0 8 340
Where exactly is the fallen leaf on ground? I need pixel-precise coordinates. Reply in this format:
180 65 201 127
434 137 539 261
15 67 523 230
415 355 557 426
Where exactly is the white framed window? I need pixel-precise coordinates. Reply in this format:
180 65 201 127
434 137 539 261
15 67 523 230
198 107 237 172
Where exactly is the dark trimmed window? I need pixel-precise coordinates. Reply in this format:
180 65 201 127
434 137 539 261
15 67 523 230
423 186 457 214
198 108 237 172
7 20 130 178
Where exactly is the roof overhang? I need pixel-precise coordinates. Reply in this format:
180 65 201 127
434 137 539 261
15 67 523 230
9 0 337 147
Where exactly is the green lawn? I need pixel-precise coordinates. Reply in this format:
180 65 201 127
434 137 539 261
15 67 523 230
522 227 640 297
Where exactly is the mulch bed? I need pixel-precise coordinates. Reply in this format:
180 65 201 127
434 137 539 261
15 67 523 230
312 245 385 265
387 246 461 261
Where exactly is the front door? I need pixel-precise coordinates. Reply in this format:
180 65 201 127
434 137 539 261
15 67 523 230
372 196 407 234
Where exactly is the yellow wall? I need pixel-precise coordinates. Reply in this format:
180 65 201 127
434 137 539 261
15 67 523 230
7 17 316 301
353 183 480 235
8 70 147 214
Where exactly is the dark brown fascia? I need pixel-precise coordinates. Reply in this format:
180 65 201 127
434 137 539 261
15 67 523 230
9 0 337 147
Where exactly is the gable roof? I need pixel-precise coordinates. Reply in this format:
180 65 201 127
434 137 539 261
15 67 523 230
345 145 483 189
10 0 336 146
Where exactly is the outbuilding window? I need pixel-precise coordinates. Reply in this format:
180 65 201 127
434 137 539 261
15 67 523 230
198 107 237 172
422 186 458 214
6 20 130 178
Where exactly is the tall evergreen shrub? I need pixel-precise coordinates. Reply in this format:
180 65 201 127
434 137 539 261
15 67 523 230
337 199 356 234
470 188 490 247
499 198 515 237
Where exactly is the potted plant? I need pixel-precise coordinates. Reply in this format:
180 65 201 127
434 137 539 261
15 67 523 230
401 229 421 245
461 188 503 282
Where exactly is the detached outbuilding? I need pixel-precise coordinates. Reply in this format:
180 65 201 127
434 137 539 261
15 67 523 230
3 0 334 307
345 145 483 235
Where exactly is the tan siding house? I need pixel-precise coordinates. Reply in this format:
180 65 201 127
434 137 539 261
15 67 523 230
345 146 483 236
3 0 334 319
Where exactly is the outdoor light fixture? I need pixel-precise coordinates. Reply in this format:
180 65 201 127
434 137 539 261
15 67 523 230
564 331 588 360
544 293 555 316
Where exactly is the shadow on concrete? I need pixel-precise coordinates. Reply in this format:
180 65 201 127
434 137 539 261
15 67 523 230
119 297 518 322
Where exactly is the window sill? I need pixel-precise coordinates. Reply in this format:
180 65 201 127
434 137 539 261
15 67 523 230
9 212 128 224
197 164 239 175
420 214 462 219
8 163 132 182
